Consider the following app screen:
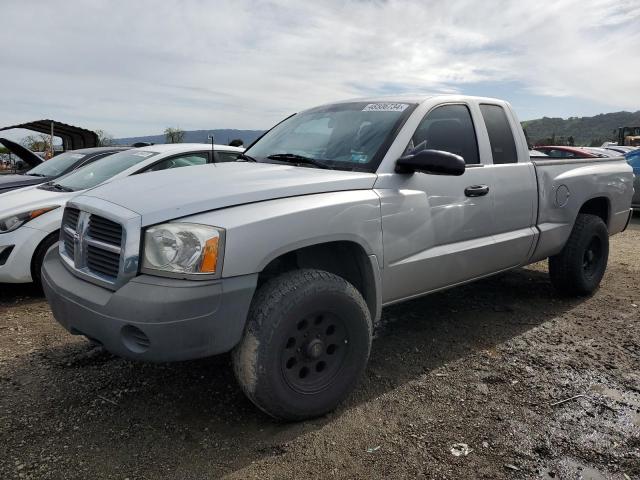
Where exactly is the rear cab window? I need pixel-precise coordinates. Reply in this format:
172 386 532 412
479 104 518 164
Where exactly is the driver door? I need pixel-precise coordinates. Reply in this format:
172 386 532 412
377 103 498 303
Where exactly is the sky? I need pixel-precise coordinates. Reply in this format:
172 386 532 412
1 0 639 139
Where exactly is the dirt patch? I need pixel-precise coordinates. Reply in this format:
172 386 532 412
1 221 639 479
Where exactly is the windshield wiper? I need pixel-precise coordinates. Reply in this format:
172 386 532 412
42 182 73 192
26 173 47 177
236 153 257 162
267 153 330 169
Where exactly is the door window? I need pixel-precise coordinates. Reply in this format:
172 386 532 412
480 104 518 164
145 153 208 172
215 151 241 162
405 104 480 164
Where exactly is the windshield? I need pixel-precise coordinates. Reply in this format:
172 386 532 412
26 151 87 177
51 150 159 191
246 101 416 171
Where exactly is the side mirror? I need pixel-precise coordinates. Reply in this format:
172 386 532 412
395 149 466 176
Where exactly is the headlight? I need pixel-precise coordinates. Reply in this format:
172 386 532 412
141 223 223 278
0 206 59 233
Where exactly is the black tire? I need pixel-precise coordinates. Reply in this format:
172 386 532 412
31 232 59 289
232 269 372 421
549 213 609 296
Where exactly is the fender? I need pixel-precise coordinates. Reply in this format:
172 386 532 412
181 190 384 278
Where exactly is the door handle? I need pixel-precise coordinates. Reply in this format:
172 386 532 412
464 185 490 197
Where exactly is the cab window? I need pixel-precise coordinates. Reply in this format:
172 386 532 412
405 104 480 164
480 104 518 164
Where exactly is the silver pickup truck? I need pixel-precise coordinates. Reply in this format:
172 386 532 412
42 95 634 420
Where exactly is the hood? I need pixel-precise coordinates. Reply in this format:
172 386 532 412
79 162 377 226
0 174 47 194
0 184 75 218
0 138 43 168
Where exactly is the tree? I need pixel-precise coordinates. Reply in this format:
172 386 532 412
95 129 116 147
523 128 536 149
164 127 185 144
21 133 51 152
567 136 575 146
229 138 244 147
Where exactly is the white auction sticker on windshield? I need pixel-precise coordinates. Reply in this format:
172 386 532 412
131 151 154 157
362 103 409 112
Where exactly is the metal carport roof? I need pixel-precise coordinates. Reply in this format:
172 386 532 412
0 119 99 150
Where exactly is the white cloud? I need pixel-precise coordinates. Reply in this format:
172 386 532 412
0 0 638 136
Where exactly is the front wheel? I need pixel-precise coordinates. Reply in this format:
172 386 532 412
232 269 372 421
549 213 609 296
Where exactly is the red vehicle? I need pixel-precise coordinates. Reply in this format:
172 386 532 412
534 146 605 159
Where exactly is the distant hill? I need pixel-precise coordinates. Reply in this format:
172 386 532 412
522 111 640 147
114 111 640 149
115 129 265 147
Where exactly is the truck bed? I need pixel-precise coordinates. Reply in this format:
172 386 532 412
529 156 633 262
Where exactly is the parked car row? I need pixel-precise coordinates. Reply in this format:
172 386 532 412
530 144 639 209
0 143 244 286
532 144 639 159
0 143 131 194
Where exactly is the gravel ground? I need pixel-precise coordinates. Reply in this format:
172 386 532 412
1 215 639 479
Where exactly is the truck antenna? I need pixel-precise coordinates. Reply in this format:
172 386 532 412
208 134 215 162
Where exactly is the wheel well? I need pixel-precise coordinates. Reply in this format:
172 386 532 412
579 197 610 227
257 241 378 321
30 230 60 275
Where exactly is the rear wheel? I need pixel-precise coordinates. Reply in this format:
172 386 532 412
31 232 59 289
549 214 609 296
232 269 372 421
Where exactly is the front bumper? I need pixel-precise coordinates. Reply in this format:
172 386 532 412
42 248 258 362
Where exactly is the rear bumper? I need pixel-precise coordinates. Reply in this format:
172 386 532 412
42 248 257 362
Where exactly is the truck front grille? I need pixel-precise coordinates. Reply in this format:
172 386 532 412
61 208 80 257
87 244 121 278
60 207 124 284
63 208 80 229
88 216 123 246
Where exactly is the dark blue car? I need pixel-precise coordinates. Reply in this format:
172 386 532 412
625 149 640 209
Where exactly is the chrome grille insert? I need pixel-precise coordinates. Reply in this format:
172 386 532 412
88 216 123 246
87 244 120 278
59 206 129 287
61 208 80 257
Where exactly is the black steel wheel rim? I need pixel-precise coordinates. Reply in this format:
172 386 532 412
583 236 602 276
280 311 350 394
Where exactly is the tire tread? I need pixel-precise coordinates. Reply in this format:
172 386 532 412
233 268 371 421
549 213 608 296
